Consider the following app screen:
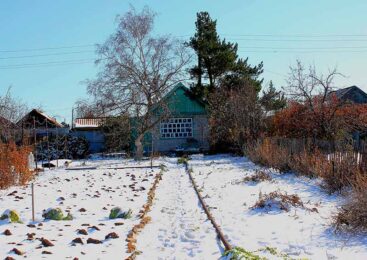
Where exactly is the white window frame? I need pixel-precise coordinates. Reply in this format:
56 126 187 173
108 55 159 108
160 118 193 139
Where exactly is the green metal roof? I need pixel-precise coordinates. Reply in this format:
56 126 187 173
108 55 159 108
162 83 207 115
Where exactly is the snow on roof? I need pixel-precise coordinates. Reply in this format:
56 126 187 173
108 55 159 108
74 118 105 128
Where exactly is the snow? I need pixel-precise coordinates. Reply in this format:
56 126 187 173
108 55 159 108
0 158 160 259
188 154 367 260
1 154 367 259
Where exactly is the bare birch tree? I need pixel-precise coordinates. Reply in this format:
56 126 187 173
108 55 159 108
86 6 191 159
0 87 27 141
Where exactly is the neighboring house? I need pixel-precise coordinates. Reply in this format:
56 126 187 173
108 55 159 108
72 118 105 153
17 109 68 143
330 85 367 104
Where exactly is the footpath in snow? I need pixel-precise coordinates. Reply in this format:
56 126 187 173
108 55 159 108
137 159 222 259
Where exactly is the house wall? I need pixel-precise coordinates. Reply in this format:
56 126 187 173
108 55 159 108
72 130 105 153
151 114 209 152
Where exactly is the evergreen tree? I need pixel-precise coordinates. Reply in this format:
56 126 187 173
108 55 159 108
260 81 287 111
188 11 264 100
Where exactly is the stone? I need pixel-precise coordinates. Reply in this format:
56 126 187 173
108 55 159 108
41 238 54 247
3 229 12 236
105 232 119 239
86 238 102 244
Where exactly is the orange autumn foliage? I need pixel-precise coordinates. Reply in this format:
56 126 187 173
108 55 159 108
272 98 367 139
0 142 33 189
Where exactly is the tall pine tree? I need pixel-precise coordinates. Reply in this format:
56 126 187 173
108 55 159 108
188 11 264 100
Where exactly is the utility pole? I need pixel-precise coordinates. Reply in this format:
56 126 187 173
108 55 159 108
72 108 74 129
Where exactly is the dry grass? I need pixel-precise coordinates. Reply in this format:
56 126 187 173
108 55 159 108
334 174 367 234
245 138 365 194
251 191 313 212
243 170 272 183
245 139 290 172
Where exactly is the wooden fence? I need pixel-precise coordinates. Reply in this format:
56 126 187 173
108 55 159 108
259 137 367 169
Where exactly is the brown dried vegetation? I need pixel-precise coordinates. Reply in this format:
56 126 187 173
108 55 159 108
0 142 33 189
243 170 272 183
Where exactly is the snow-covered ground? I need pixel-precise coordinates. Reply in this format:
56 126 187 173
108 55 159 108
1 155 367 260
189 154 367 260
0 158 160 259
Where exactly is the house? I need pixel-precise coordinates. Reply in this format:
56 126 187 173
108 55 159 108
330 85 367 104
17 109 69 143
72 83 209 154
71 118 106 153
150 83 209 153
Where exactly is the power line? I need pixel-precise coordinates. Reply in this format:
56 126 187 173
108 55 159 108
238 46 367 50
238 49 367 53
0 50 95 60
0 58 97 69
0 44 95 53
221 33 367 38
229 38 367 42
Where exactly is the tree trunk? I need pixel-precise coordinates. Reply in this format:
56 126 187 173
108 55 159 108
134 134 144 160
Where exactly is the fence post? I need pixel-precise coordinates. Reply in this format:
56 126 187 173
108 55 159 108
31 183 35 222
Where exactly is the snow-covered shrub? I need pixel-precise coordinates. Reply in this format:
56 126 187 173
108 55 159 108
42 208 73 221
251 191 312 213
36 134 89 161
0 209 22 223
109 207 132 219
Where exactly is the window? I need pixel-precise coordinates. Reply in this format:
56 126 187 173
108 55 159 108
160 118 193 138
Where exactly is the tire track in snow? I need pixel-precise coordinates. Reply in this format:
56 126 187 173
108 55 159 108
136 163 222 259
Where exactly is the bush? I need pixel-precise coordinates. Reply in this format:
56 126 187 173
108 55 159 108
36 134 89 161
0 210 22 223
0 142 33 189
42 208 73 221
334 174 367 233
109 207 132 219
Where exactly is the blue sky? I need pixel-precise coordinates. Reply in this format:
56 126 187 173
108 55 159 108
1 0 367 123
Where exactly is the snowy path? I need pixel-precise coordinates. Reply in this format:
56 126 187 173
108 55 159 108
137 161 222 259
